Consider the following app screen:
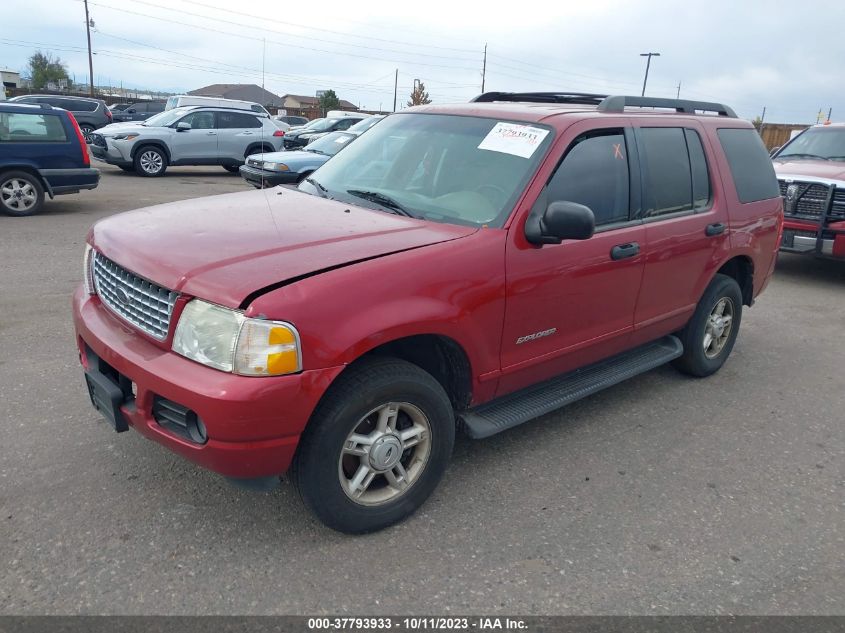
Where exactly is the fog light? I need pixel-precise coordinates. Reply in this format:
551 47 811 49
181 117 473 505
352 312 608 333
193 416 208 443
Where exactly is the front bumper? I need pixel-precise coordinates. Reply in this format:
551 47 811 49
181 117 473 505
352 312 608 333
780 219 845 259
89 137 134 167
239 164 299 188
72 285 344 478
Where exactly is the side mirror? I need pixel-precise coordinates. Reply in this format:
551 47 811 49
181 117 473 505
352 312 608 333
526 201 595 245
176 122 191 131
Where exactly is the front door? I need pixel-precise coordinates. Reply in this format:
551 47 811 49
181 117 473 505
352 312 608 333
499 121 646 395
169 110 218 163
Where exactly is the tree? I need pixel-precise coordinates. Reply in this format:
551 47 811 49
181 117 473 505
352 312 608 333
407 81 432 107
751 116 763 132
318 89 340 115
26 51 70 91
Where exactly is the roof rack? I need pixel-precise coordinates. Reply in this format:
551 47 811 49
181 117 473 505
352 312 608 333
597 96 737 118
470 92 737 118
471 92 607 105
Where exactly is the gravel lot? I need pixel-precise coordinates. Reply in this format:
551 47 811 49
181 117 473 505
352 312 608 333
0 163 843 615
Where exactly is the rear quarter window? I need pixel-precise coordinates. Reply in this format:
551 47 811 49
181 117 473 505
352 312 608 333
717 128 779 203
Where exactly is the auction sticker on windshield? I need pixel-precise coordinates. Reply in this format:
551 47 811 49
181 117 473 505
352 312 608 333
478 122 550 159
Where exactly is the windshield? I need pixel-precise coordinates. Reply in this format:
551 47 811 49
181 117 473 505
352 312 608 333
143 107 193 127
306 132 355 156
306 118 341 133
776 128 845 161
348 116 384 133
299 113 553 227
298 118 323 129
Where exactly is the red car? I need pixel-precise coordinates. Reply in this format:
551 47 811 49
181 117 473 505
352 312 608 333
772 123 845 259
73 93 782 533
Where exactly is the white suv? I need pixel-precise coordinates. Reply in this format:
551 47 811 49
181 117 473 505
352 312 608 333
88 106 285 177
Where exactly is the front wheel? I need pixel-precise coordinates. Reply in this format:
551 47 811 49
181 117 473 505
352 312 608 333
134 146 168 177
292 358 455 534
0 171 45 216
673 274 743 377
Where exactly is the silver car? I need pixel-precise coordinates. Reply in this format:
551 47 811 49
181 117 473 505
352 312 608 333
88 106 285 177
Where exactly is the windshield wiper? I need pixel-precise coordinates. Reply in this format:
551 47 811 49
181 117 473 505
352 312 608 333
304 148 327 155
346 189 420 218
305 177 330 198
778 153 830 161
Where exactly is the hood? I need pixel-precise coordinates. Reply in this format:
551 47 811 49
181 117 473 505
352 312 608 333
773 159 845 183
92 188 476 308
250 150 329 166
97 122 150 135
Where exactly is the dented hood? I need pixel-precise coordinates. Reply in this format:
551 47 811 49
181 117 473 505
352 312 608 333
92 188 476 308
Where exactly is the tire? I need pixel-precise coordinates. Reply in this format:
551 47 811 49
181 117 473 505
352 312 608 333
134 145 168 177
672 273 743 377
0 171 45 216
222 164 240 173
292 357 455 534
80 124 95 144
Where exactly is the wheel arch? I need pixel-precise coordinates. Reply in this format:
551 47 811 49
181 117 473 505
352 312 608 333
714 255 754 306
130 140 171 162
0 164 52 199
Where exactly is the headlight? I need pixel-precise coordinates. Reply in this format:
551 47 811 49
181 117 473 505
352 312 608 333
112 133 139 140
264 162 289 171
172 299 301 376
83 244 95 295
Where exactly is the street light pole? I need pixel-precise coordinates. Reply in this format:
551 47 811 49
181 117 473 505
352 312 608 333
84 0 95 96
639 52 660 97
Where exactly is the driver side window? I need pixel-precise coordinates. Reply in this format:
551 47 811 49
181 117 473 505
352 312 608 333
546 129 631 226
179 111 215 130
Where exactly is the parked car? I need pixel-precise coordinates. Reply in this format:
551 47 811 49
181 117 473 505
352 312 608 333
771 123 845 259
8 94 112 143
88 106 284 176
73 93 781 533
346 114 385 135
283 113 369 149
240 130 356 188
111 100 165 123
274 115 309 127
0 102 99 216
165 95 270 116
109 103 132 112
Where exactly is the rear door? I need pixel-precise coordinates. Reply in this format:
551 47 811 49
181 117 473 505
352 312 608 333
168 110 218 162
499 119 647 394
630 122 731 345
216 111 263 162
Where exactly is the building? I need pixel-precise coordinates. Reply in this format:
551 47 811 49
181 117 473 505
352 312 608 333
281 94 358 110
188 83 284 108
1 69 21 89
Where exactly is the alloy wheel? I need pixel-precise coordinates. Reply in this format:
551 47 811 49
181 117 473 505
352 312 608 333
1 178 37 212
703 297 734 359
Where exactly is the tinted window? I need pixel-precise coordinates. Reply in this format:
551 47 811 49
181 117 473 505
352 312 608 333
334 118 357 131
60 99 97 112
148 102 165 114
180 111 215 129
0 112 68 142
717 128 780 203
685 129 711 209
218 112 261 129
638 127 693 217
547 129 630 226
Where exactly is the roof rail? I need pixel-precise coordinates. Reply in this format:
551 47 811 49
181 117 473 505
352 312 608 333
471 92 608 105
597 96 737 118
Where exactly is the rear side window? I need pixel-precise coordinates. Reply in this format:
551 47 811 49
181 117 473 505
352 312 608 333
0 112 68 142
218 112 261 129
686 129 711 209
68 100 98 112
717 128 780 203
546 129 630 226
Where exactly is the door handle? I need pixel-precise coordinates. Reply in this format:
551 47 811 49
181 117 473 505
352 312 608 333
610 242 640 260
705 222 726 236
206 131 217 135
241 132 254 136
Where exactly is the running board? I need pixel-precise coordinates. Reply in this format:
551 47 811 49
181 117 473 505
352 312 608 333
459 336 683 439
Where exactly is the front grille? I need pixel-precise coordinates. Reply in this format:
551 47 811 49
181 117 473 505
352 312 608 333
90 133 107 148
152 396 207 444
93 252 178 340
832 189 845 220
778 180 831 219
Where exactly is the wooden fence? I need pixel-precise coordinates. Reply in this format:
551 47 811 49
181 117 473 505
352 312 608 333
759 123 808 150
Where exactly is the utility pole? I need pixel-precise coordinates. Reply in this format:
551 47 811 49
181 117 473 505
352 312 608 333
676 80 681 99
481 43 487 93
393 68 398 113
83 0 95 96
639 52 660 97
828 107 833 123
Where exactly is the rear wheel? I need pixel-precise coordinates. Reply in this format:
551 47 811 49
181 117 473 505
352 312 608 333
673 274 743 377
134 146 168 177
292 358 455 534
0 171 45 216
79 124 95 144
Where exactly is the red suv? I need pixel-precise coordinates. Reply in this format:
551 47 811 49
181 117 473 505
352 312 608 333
73 93 782 533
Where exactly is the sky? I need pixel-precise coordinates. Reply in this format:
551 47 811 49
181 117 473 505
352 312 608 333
2 0 843 123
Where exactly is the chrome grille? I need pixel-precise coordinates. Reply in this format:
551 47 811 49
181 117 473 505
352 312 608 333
90 133 107 148
832 188 845 220
92 252 178 340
